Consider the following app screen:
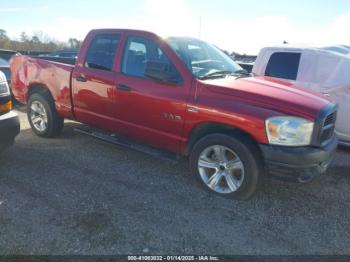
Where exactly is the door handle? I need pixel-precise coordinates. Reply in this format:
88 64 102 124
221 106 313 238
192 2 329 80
117 85 132 92
76 75 87 82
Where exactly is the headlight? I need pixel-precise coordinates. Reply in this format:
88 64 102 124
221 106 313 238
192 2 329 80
266 116 314 146
0 81 10 97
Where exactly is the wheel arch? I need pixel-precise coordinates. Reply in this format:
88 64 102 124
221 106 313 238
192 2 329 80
185 122 261 157
27 83 54 102
26 84 64 138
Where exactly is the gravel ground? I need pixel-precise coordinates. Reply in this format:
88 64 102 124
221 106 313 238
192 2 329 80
0 109 349 255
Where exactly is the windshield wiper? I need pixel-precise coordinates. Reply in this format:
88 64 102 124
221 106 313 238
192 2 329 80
198 70 234 80
233 69 250 76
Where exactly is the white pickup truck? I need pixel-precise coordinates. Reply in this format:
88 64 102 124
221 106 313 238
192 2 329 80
252 46 350 146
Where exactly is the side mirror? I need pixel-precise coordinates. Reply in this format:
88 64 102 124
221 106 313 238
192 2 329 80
144 61 181 84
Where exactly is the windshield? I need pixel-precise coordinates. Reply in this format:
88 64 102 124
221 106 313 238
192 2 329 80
166 37 244 79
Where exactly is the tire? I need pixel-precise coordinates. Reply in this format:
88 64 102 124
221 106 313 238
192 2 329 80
27 92 64 138
189 133 264 200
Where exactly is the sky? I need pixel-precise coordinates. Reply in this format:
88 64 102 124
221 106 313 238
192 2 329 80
1 0 350 54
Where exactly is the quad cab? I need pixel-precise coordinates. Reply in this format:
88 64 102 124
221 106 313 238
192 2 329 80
10 29 338 200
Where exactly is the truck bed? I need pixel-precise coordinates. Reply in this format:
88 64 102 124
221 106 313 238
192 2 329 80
10 55 75 119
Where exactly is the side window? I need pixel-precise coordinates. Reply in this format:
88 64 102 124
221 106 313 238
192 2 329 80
122 36 180 80
265 52 301 80
122 39 147 77
85 34 120 71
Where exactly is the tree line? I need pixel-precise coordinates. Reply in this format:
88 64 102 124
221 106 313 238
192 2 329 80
0 29 82 52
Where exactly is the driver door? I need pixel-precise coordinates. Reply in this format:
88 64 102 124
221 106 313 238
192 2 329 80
114 35 191 152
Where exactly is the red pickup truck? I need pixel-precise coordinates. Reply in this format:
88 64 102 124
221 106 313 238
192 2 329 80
10 29 337 200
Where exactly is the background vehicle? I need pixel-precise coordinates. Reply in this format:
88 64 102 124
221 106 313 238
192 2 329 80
252 46 350 146
0 57 10 86
0 71 20 152
0 49 19 88
10 29 337 200
35 50 78 65
42 50 78 58
0 49 18 61
232 54 257 73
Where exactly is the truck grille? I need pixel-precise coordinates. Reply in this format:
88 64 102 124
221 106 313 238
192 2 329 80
324 112 336 127
320 111 337 144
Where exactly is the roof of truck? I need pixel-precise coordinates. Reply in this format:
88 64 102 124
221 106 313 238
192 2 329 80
89 28 158 36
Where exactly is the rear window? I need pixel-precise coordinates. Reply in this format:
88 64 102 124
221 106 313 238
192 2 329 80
85 34 120 71
265 52 301 80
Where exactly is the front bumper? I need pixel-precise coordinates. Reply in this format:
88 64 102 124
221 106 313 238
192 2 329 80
259 137 338 182
0 111 20 151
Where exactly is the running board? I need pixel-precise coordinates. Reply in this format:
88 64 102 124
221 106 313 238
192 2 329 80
74 125 181 162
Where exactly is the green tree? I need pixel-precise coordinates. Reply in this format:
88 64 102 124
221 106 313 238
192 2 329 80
20 32 29 42
0 29 9 41
31 35 40 44
68 38 81 49
0 29 11 49
0 29 73 52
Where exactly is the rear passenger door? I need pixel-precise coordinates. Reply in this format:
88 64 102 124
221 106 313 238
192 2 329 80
72 33 121 130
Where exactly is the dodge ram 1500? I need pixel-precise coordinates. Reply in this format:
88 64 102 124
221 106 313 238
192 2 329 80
10 29 338 199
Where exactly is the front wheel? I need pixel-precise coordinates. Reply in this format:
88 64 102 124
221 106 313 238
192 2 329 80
27 93 64 137
189 134 263 200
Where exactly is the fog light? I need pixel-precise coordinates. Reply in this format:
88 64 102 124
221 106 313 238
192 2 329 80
0 100 12 113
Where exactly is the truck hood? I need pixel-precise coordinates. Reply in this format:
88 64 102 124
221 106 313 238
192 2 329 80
203 76 331 119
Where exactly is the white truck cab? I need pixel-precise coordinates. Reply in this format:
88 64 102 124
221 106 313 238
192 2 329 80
252 45 350 145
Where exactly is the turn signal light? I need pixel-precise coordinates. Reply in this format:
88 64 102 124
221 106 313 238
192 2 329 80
0 100 12 113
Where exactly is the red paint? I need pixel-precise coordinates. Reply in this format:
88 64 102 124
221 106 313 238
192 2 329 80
10 29 332 154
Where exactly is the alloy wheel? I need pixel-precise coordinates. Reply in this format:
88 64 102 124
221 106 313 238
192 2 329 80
29 101 48 132
198 145 245 194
